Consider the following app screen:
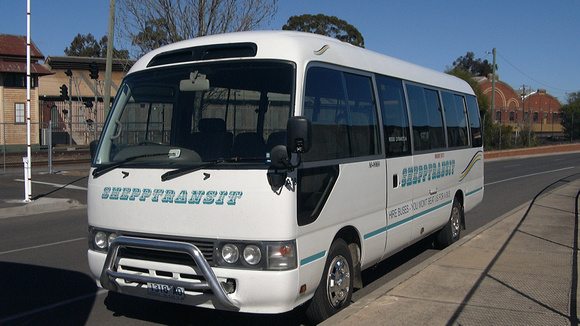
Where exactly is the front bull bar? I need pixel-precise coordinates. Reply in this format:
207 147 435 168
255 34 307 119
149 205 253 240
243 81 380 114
100 236 240 312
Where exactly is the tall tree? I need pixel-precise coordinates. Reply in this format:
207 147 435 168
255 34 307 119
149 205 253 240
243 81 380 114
282 14 364 48
65 33 102 57
451 52 494 77
117 0 278 56
560 91 580 140
64 33 130 59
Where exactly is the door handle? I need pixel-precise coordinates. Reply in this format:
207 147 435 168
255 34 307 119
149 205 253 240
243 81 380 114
429 188 438 195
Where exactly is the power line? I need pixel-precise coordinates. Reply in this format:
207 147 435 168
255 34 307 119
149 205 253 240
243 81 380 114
496 52 574 93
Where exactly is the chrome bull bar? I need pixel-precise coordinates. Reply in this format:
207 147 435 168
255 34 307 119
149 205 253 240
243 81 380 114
100 236 240 311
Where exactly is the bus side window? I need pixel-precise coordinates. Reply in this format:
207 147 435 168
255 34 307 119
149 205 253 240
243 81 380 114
465 95 483 147
441 92 469 148
303 67 380 161
376 75 411 157
406 84 447 152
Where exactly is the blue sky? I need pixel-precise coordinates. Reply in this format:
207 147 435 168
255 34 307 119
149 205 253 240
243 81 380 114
1 0 578 102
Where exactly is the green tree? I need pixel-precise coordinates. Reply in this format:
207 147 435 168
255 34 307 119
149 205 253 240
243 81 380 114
451 52 494 77
65 33 130 59
560 91 580 141
282 14 364 48
117 0 278 56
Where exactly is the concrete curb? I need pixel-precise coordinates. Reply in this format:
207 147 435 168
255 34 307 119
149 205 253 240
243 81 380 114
0 197 86 219
320 200 533 325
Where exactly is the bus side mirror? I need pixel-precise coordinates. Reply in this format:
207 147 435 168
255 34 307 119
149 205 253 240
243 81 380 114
267 117 311 190
90 140 99 160
287 116 311 154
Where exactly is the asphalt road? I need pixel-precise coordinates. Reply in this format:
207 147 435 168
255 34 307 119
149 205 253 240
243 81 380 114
1 152 579 325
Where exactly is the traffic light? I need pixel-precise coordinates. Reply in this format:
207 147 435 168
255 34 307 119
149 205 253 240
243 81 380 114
84 100 93 108
59 84 69 100
89 62 99 80
64 69 73 77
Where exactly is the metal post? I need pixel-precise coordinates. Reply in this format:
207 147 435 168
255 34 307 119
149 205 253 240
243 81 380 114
48 119 52 174
94 79 98 141
69 74 73 146
24 0 32 202
104 0 116 118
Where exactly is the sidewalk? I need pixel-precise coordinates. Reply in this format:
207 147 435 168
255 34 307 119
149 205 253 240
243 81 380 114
323 177 580 325
0 173 87 218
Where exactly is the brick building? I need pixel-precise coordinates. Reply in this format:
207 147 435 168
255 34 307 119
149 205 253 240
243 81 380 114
477 75 563 139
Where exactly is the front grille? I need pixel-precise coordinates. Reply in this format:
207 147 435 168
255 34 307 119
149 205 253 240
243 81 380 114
117 234 215 265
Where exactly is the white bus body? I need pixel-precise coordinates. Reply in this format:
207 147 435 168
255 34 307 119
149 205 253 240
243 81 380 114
88 31 483 321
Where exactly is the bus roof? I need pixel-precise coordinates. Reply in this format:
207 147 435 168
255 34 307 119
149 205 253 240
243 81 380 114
129 31 474 95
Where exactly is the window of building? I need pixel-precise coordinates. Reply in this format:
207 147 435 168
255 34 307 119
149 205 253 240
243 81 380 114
495 110 501 122
4 73 37 88
509 111 515 122
533 112 539 122
15 103 25 123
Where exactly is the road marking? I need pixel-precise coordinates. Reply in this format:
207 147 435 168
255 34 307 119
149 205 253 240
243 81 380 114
0 237 85 255
14 179 87 191
485 166 575 187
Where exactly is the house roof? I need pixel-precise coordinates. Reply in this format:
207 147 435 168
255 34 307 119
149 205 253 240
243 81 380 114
0 34 44 60
0 61 53 75
0 34 52 75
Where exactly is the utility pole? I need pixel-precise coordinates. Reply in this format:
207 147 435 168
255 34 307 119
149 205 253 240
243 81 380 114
486 48 498 148
490 48 496 122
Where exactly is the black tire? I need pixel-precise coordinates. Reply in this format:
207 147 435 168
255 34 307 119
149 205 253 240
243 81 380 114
436 199 463 248
306 239 353 323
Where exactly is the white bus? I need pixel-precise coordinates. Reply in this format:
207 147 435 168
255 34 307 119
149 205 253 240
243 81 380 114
87 31 483 322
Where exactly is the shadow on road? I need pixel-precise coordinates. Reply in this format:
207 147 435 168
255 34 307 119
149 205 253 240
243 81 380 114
0 262 97 325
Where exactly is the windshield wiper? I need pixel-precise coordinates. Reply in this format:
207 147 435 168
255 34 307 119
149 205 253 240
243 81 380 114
161 159 225 182
160 157 266 182
92 153 170 179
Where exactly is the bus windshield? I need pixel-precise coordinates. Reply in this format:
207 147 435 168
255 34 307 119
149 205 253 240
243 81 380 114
94 61 294 169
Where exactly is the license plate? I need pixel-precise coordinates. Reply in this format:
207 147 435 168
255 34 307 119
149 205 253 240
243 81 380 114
147 282 185 300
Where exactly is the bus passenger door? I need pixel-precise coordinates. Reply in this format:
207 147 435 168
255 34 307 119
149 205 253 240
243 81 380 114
383 156 414 257
375 75 414 259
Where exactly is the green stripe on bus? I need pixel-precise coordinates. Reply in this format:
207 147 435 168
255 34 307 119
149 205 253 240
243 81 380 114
300 251 326 266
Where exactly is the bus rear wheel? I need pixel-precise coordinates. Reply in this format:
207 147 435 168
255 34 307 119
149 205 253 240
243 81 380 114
437 199 463 248
306 239 353 323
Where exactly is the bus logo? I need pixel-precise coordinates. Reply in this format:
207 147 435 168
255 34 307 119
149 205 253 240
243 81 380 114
314 45 330 55
459 151 483 181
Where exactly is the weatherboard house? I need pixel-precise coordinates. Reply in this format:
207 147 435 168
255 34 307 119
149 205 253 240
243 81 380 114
0 34 52 150
0 34 132 150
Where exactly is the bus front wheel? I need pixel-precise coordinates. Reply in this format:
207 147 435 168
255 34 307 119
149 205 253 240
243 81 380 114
306 238 354 323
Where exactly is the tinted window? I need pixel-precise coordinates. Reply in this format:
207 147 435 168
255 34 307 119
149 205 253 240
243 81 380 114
441 92 469 147
465 95 482 147
376 75 411 157
303 67 380 161
407 84 446 151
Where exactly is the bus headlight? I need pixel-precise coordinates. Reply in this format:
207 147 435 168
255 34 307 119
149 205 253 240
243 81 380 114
94 231 108 249
89 227 119 252
243 245 262 265
216 240 296 270
222 244 239 264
